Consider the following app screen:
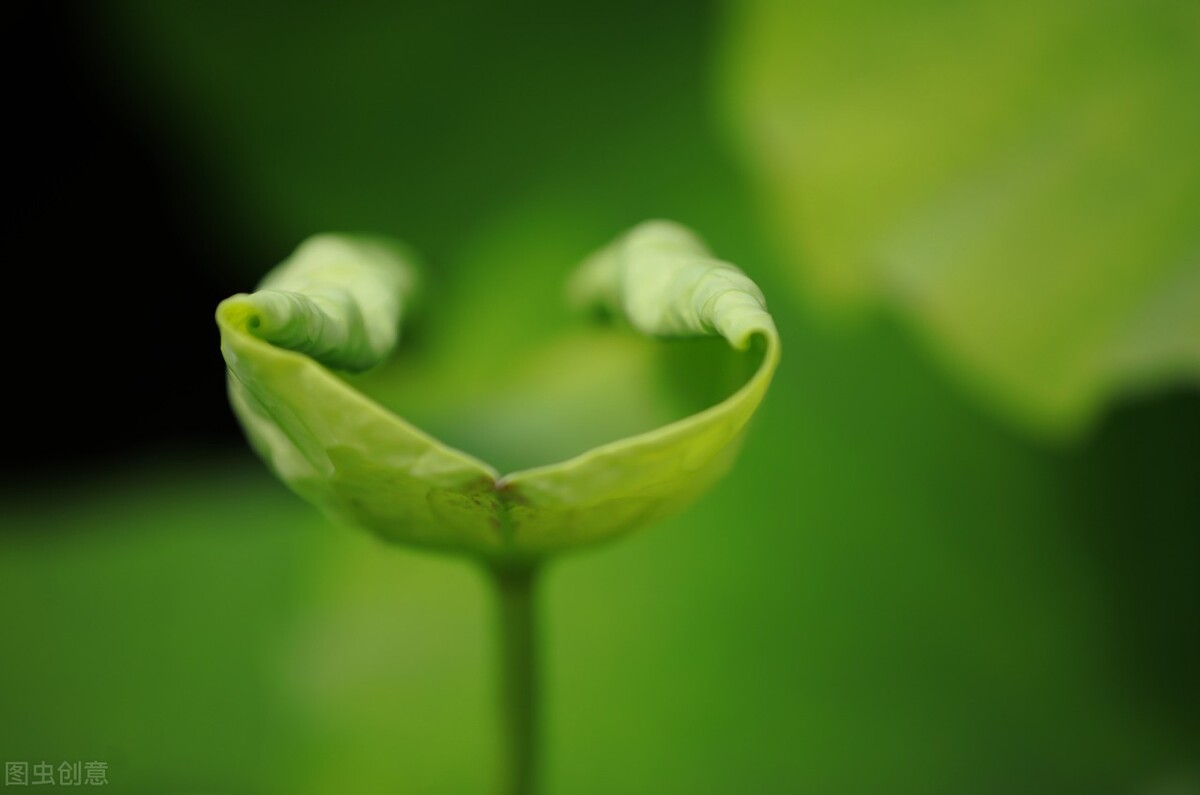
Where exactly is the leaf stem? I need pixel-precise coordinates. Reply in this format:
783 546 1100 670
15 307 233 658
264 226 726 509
490 561 541 795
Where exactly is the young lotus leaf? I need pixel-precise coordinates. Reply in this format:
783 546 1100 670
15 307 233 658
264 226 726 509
217 222 779 560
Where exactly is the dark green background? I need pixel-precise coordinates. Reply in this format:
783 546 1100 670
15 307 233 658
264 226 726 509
3 2 1197 793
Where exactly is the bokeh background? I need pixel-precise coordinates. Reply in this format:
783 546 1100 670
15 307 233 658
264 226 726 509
3 2 1198 793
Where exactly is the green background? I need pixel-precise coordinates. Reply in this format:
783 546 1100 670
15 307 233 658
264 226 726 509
2 2 1197 793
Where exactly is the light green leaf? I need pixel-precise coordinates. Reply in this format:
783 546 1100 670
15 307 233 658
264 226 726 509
724 0 1200 435
217 221 779 560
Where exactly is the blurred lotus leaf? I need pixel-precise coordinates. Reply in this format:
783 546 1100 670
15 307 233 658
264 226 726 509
725 0 1200 435
217 221 779 560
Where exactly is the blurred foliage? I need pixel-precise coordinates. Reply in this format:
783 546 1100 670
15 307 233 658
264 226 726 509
723 0 1200 435
2 1 1198 793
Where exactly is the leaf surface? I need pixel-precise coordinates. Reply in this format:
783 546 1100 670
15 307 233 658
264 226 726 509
725 0 1200 434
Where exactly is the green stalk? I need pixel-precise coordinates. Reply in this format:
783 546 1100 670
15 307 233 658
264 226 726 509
490 562 541 795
